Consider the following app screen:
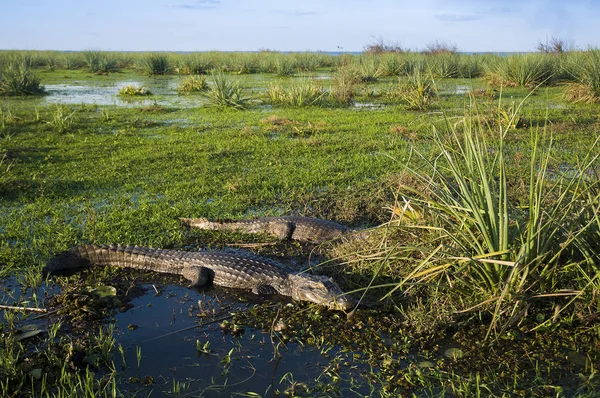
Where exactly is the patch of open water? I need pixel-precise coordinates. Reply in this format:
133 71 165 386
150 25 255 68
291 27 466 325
42 77 206 108
0 274 375 396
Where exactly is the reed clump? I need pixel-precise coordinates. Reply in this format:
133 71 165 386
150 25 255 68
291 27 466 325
342 97 600 336
563 49 600 103
202 72 249 109
177 75 208 93
140 53 170 75
266 79 326 107
0 60 45 96
82 50 119 74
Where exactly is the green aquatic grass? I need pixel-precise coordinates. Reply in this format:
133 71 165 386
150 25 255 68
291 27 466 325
139 53 170 75
202 72 249 109
177 74 208 93
1 67 600 396
0 60 45 96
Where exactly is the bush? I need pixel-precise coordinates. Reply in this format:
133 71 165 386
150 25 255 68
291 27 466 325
82 51 119 74
177 75 208 93
563 49 600 103
374 99 600 335
202 72 249 109
141 53 170 75
485 54 555 87
0 61 45 96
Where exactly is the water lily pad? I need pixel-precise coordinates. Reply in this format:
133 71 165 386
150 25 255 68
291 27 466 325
444 348 464 359
15 329 43 341
29 369 42 379
417 361 435 369
566 350 589 367
89 286 117 297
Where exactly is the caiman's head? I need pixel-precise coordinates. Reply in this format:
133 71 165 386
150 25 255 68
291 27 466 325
289 273 354 311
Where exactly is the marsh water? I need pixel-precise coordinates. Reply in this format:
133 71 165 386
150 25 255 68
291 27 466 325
1 274 394 396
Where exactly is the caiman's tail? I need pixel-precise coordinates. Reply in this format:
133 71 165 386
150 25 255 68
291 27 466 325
43 246 93 277
179 217 214 229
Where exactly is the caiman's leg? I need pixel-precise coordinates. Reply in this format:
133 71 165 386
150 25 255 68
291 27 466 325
252 285 278 295
182 266 211 288
268 221 295 240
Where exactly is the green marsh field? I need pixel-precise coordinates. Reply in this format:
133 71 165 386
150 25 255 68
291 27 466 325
1 49 600 396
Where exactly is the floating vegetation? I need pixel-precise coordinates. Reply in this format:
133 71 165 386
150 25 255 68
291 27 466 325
177 75 208 93
118 85 152 96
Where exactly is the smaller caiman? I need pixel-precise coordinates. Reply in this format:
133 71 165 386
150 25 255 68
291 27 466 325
44 244 353 310
179 216 350 244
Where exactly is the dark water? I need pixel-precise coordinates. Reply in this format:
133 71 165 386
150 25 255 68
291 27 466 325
0 276 372 397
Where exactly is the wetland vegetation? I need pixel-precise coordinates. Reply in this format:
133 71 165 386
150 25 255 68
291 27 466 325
1 48 600 396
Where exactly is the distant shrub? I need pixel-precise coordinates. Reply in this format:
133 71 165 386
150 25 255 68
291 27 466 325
363 37 406 54
83 50 119 74
423 40 458 55
537 36 574 55
0 61 45 96
141 53 170 75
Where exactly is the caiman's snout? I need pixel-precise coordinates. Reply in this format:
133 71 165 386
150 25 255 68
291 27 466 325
291 273 354 311
328 294 355 311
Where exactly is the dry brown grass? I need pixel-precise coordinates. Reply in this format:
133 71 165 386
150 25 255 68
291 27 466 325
563 82 599 104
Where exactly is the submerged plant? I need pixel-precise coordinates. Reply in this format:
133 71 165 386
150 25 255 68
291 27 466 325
0 60 45 96
202 72 249 109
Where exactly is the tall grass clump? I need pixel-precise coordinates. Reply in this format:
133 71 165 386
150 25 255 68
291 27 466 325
202 72 249 109
563 49 600 103
387 67 436 110
141 53 170 75
377 98 600 336
0 60 45 96
177 75 208 93
274 56 296 76
426 53 460 78
46 104 77 133
176 54 213 74
0 150 14 194
485 54 555 87
330 66 361 104
266 78 326 107
82 50 119 74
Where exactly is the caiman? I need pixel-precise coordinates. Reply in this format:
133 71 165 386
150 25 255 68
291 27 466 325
179 216 350 244
44 244 353 310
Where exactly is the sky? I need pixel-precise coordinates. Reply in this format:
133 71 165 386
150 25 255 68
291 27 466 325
1 0 599 52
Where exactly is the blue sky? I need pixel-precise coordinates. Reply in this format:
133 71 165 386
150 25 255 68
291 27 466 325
1 0 599 52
